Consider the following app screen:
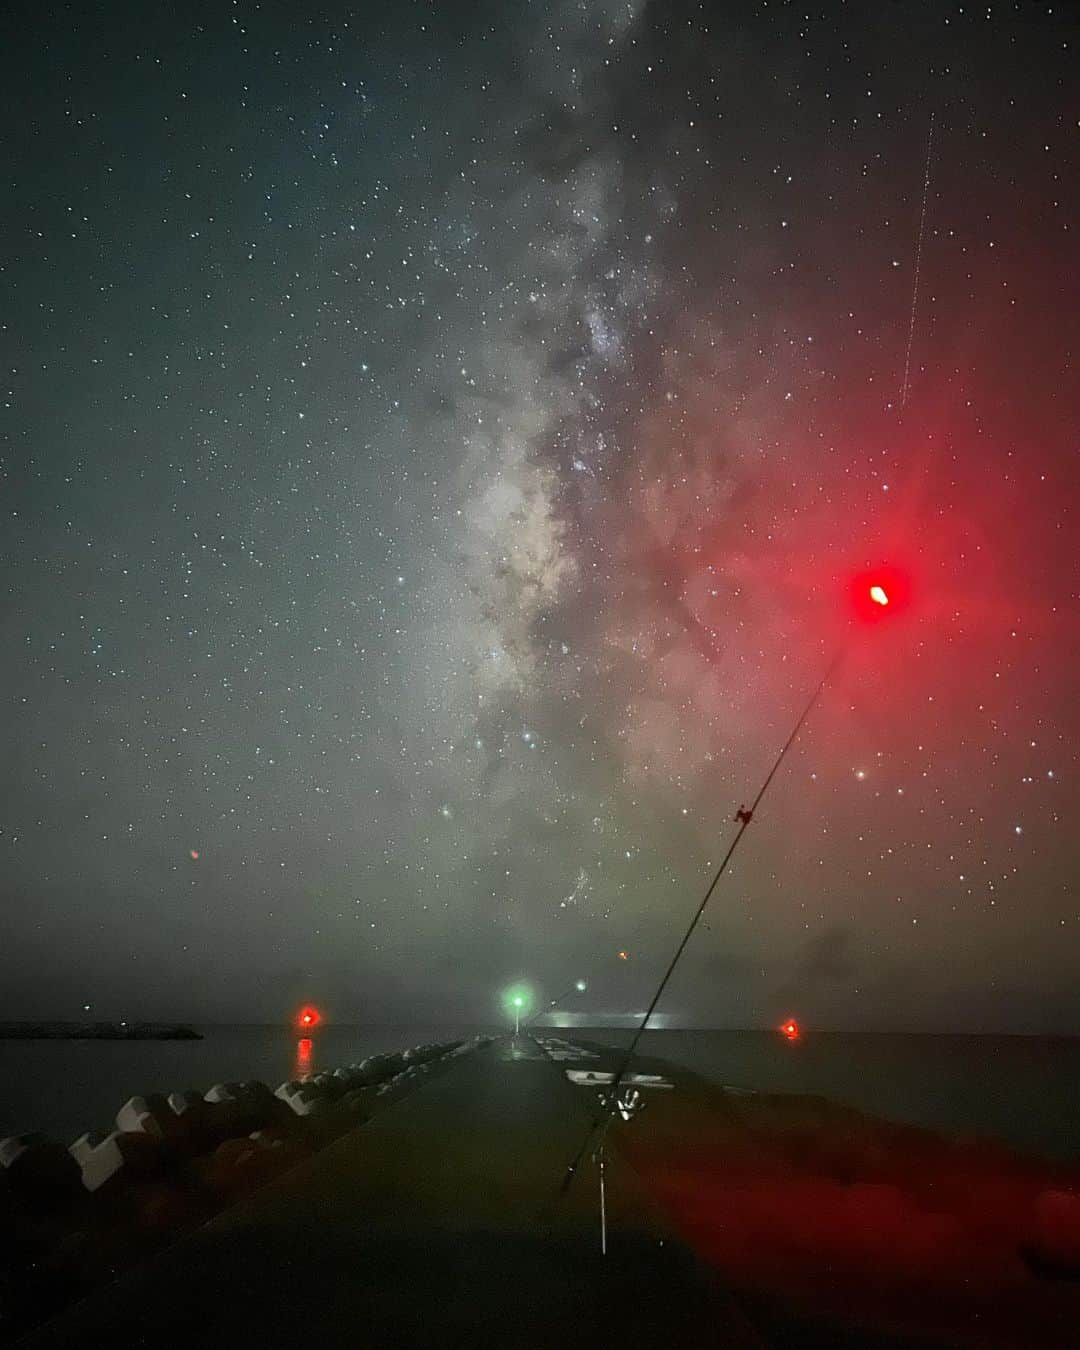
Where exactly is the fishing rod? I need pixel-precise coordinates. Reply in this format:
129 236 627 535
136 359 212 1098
524 977 590 1031
559 644 848 1195
554 109 933 1195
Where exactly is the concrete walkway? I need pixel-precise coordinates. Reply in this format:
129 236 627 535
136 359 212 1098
19 1038 765 1349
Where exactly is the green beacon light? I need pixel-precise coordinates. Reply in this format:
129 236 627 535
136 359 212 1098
502 983 534 1036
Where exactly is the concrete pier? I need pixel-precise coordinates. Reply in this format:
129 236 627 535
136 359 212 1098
17 1037 762 1349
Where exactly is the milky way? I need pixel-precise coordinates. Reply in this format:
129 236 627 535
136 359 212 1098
1 1 1076 1029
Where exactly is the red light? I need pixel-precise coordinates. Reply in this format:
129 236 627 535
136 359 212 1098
617 950 629 961
780 1018 800 1040
296 1005 321 1030
189 849 199 860
849 566 911 624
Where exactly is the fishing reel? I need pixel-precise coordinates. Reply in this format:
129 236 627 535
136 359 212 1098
597 1085 646 1123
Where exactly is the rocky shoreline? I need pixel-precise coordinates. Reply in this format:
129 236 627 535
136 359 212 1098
5 1034 1077 1348
0 1035 489 1343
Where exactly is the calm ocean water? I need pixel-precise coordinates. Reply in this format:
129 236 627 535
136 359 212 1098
578 1027 1080 1162
1 1025 1077 1162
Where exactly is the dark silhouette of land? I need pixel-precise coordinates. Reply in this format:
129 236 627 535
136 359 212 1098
0 1024 201 1041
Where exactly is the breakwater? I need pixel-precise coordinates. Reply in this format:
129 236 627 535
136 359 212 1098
0 1035 490 1343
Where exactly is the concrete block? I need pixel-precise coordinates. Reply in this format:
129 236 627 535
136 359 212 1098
250 1126 293 1153
185 1137 268 1199
274 1081 330 1117
335 1087 373 1121
249 1126 312 1169
69 1130 163 1193
205 1081 268 1110
116 1095 164 1138
310 1072 346 1100
202 1098 246 1142
202 1081 276 1135
115 1092 201 1154
237 1080 278 1124
354 1052 405 1085
213 1137 259 1168
405 1043 443 1066
0 1134 83 1205
350 1058 381 1085
165 1089 222 1151
167 1089 203 1117
144 1094 224 1160
343 1061 380 1086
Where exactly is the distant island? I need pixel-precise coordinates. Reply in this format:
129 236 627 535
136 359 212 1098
0 1022 202 1040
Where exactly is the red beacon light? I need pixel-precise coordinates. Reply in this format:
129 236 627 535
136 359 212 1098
849 566 911 624
296 1005 322 1030
780 1017 800 1041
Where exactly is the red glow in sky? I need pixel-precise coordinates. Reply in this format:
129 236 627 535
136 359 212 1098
849 566 912 624
296 1005 321 1029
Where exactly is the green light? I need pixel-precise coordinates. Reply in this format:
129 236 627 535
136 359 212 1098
500 983 533 1013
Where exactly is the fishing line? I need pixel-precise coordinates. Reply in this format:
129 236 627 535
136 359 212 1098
559 646 847 1196
900 110 936 413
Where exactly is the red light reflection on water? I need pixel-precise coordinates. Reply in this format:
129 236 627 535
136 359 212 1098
295 1037 313 1078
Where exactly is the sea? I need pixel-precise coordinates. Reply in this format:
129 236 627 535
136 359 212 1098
1 1024 1077 1163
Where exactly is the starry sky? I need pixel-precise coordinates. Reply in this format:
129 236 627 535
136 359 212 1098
1 1 1076 1031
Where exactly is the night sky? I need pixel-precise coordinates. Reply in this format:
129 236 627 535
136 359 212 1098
1 1 1076 1031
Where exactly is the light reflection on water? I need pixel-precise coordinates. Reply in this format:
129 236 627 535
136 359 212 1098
2 1027 1078 1162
